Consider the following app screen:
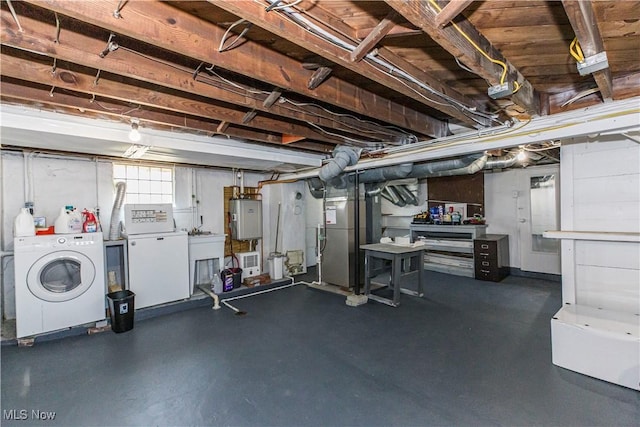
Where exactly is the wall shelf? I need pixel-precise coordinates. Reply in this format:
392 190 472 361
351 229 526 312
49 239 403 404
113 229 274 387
544 230 640 242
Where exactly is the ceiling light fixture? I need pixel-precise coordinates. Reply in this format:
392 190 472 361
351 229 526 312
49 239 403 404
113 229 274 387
517 149 527 162
122 144 150 159
129 120 141 142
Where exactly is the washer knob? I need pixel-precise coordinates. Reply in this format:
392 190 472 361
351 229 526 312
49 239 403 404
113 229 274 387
57 237 66 244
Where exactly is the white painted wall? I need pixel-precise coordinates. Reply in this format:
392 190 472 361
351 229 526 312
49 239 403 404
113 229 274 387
259 181 307 275
560 136 640 313
0 150 305 320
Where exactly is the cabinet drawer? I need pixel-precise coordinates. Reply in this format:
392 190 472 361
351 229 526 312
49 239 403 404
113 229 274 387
475 250 495 261
475 265 508 282
475 267 499 281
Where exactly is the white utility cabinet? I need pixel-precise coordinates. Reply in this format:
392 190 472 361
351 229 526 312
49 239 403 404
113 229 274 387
128 231 189 309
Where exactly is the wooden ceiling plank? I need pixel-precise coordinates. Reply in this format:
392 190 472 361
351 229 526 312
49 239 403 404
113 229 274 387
0 10 399 142
212 0 488 127
0 80 300 147
350 11 398 62
0 52 345 144
435 0 475 29
385 0 542 116
548 71 640 113
24 0 443 137
561 0 614 101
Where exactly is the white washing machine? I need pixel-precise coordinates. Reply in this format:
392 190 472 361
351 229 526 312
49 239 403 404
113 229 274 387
14 232 106 338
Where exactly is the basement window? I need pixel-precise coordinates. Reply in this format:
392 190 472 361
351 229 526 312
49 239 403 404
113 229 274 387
113 164 174 204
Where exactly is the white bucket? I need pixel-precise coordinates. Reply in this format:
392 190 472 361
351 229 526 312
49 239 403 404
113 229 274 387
268 253 285 280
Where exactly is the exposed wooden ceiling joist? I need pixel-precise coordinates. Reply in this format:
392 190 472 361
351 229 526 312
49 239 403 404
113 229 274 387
0 50 347 145
561 0 614 101
1 79 306 149
213 0 492 127
24 0 445 137
0 6 408 144
385 0 542 116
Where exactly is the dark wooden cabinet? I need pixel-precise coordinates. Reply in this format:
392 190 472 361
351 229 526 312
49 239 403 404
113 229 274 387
474 234 510 282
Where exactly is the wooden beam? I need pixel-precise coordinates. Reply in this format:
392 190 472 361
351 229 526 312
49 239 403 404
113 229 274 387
212 0 487 128
561 0 614 101
262 89 282 108
307 67 332 90
25 0 444 137
216 121 230 133
386 0 542 115
0 8 402 142
241 110 257 124
0 80 291 147
354 24 423 40
435 0 475 29
0 52 345 144
350 11 398 62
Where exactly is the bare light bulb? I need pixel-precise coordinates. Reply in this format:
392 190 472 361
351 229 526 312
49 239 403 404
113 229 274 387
517 150 527 162
129 122 141 142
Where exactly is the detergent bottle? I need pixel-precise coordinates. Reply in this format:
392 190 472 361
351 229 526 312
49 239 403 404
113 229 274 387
13 208 36 237
54 206 71 234
55 206 83 234
82 209 98 233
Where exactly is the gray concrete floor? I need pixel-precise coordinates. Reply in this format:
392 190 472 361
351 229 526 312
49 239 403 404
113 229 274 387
2 269 638 426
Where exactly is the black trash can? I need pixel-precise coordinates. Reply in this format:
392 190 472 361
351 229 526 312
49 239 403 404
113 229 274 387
222 268 243 290
107 290 135 333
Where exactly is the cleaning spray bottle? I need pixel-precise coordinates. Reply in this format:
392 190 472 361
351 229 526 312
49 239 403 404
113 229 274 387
82 209 98 233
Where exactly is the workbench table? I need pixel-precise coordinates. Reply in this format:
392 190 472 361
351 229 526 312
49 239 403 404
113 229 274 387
361 243 425 307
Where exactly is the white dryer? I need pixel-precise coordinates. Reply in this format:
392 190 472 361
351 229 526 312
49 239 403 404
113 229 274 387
14 232 106 338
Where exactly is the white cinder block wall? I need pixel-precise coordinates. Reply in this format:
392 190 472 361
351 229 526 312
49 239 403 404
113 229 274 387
0 150 308 320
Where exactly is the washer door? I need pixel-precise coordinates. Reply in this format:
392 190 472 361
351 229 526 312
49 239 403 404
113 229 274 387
27 251 96 302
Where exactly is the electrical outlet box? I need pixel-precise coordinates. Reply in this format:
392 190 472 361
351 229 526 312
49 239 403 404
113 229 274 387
576 52 609 76
488 82 514 99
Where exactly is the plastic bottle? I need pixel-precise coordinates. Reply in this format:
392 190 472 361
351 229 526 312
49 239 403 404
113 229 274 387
211 272 223 294
14 208 36 237
68 207 82 233
82 209 98 233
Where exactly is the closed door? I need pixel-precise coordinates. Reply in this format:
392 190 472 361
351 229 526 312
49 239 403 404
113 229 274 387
517 165 561 274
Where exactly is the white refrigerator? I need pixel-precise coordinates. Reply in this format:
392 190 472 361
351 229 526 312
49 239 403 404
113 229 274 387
127 231 189 309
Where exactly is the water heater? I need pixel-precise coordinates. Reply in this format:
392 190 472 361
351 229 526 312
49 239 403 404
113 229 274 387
230 199 262 240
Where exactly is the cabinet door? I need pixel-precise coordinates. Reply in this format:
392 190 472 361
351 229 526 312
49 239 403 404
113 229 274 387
128 235 189 309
